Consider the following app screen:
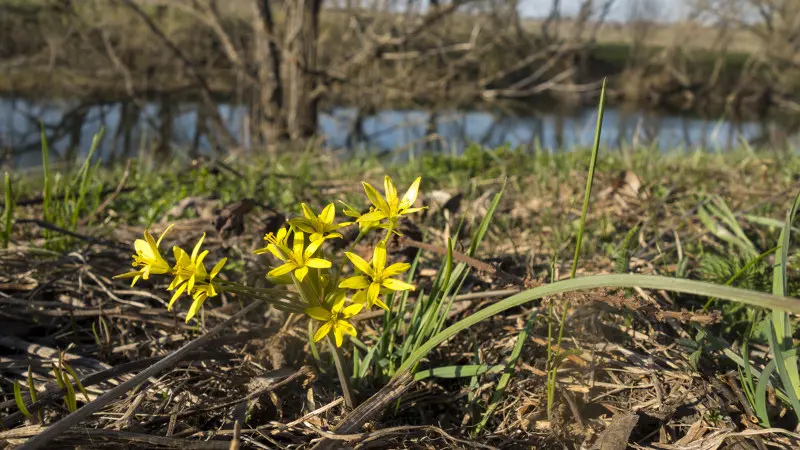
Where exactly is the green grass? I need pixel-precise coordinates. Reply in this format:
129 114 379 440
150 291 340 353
4 125 800 436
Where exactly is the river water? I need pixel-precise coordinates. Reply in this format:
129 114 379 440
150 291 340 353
2 96 798 168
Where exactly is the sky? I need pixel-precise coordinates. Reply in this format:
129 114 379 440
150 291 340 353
517 0 692 22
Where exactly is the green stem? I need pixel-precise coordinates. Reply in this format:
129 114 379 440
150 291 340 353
328 337 356 409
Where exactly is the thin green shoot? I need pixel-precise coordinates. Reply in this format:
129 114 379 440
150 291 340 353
548 78 606 418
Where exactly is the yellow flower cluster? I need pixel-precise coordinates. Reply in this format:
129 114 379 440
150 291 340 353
114 175 424 346
114 225 227 322
255 175 424 347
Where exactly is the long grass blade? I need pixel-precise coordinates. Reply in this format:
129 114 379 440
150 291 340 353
413 364 504 381
393 273 800 378
770 191 800 401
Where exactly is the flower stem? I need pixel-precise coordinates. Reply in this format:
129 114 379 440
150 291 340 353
328 337 356 409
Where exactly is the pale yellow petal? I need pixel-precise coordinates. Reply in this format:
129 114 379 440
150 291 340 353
333 326 344 347
156 223 175 247
373 243 387 273
319 203 335 225
367 282 381 305
305 306 332 321
168 283 187 310
362 181 390 213
293 231 305 256
381 278 415 291
300 203 316 221
356 210 387 223
185 296 205 322
373 296 389 311
294 265 309 282
338 320 357 337
342 303 364 318
401 177 421 208
306 258 332 269
210 258 227 278
383 176 398 205
383 262 411 277
345 252 373 276
268 262 297 278
338 276 371 290
191 233 206 261
314 322 332 342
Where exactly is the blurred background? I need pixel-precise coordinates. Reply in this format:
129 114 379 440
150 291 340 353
1 0 798 167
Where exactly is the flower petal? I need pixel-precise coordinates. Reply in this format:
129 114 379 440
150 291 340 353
319 203 335 225
342 303 364 318
191 233 206 261
134 239 154 260
362 181 390 213
268 262 297 278
400 207 425 215
352 290 368 305
373 243 387 273
373 296 390 311
294 265 309 282
292 231 305 256
383 262 411 277
384 176 398 205
381 278 415 291
333 326 344 347
113 270 143 280
304 237 325 258
301 203 317 221
338 275 371 290
338 320 357 337
314 322 333 342
345 252 373 276
367 282 381 305
306 258 332 269
401 177 421 208
305 306 332 321
168 283 187 310
186 295 205 322
210 258 227 278
356 210 387 223
156 223 175 247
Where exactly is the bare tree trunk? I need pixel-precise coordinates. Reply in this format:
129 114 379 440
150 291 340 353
252 0 287 148
283 0 323 140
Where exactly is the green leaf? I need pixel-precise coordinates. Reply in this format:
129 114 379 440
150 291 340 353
413 364 504 381
14 380 33 420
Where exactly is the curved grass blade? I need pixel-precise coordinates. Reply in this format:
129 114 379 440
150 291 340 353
393 274 800 378
13 380 33 420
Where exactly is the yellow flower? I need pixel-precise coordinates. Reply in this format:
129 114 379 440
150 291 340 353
267 230 331 282
340 201 392 235
338 242 414 311
114 224 175 286
184 258 227 322
357 176 424 227
254 227 290 258
288 203 351 241
305 292 363 347
167 234 210 309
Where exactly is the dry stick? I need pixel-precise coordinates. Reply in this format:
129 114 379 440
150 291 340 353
398 237 527 286
16 219 129 251
17 299 265 450
309 371 415 450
